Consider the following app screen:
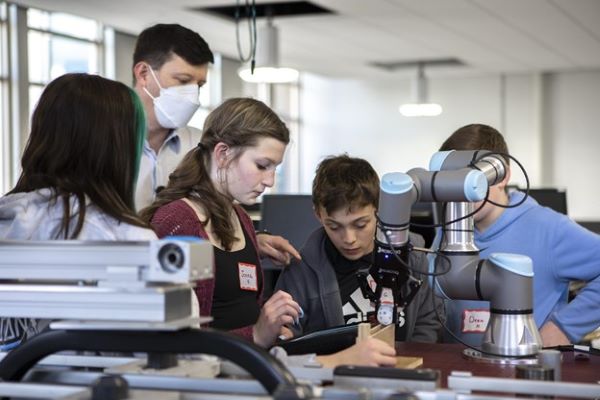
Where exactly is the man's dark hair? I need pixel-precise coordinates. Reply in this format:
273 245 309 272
312 154 379 215
133 23 214 70
440 123 509 164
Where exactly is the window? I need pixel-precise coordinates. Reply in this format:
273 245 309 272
186 72 212 129
27 9 102 114
245 81 301 194
271 82 301 193
0 3 8 193
0 5 107 194
187 54 221 130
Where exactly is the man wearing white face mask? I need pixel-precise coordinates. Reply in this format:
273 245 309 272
143 67 203 131
132 24 213 211
132 24 301 267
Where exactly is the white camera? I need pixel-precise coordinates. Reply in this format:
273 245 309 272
148 239 213 283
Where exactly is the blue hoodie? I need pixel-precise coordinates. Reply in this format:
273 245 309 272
445 191 600 345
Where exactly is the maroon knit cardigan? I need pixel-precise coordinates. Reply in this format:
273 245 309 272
151 199 262 341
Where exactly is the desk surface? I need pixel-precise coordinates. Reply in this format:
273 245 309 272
396 342 600 387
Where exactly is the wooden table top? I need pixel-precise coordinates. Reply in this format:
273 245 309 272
396 342 600 387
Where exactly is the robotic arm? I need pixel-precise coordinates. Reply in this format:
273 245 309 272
361 150 542 356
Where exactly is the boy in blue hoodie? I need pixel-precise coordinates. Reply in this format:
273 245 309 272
440 124 600 347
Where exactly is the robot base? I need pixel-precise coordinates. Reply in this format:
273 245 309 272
462 348 538 365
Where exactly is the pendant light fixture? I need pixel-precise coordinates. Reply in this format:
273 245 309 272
399 62 442 117
238 18 299 84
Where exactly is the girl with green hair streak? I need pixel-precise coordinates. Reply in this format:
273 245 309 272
0 72 155 241
0 73 157 350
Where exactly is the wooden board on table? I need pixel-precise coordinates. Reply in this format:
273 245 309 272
356 323 424 369
356 322 395 348
370 323 395 348
396 356 423 369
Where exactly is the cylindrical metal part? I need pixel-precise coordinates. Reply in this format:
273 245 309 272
441 202 478 253
408 168 488 203
515 364 554 381
91 374 129 400
431 150 490 171
537 349 562 381
429 150 507 190
515 364 555 398
378 172 416 227
376 226 409 247
479 255 534 310
474 155 507 186
434 253 480 300
483 312 542 356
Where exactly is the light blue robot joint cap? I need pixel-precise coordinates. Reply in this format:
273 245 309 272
429 150 453 171
489 253 533 277
381 172 413 194
464 170 488 201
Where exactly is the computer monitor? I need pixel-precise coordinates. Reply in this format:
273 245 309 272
522 188 568 215
259 194 321 254
410 202 437 248
259 195 321 295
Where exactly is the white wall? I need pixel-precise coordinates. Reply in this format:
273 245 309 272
299 69 600 220
114 30 137 86
547 70 600 221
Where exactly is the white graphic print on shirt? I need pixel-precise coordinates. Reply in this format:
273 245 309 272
342 274 406 328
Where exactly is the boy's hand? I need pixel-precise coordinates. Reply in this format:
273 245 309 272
257 234 301 265
317 338 397 368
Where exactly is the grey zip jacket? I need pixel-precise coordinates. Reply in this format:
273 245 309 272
275 227 444 342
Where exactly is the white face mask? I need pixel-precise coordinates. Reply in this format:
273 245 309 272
143 66 201 129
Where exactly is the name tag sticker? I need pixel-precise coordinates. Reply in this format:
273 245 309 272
238 262 258 291
462 309 490 333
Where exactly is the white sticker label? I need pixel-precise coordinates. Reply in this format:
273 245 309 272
380 287 394 305
238 263 258 291
462 309 490 333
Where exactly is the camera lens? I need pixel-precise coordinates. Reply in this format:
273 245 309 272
157 243 184 273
